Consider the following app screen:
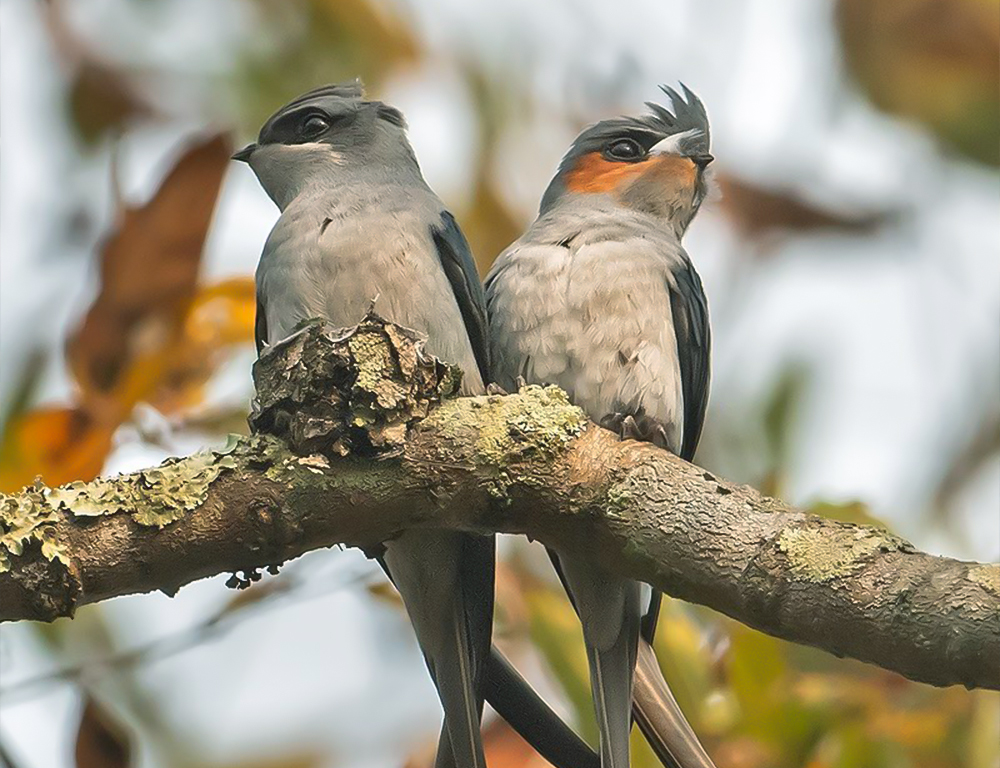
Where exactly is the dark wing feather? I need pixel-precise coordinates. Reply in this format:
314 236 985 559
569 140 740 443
669 259 711 462
254 292 268 356
431 211 491 384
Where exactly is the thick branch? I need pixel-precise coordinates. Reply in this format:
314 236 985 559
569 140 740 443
1 318 997 692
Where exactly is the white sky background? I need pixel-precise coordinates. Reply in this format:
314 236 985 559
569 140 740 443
1 0 998 766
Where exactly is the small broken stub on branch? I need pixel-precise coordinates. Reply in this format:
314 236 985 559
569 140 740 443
249 312 462 458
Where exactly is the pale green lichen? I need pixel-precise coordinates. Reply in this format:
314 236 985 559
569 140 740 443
778 525 910 583
46 447 238 529
0 480 68 573
260 440 404 504
605 481 634 523
426 385 587 467
1 440 243 571
131 450 238 527
349 330 407 409
968 564 1000 596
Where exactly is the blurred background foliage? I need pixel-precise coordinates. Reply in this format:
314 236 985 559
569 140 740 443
0 0 998 766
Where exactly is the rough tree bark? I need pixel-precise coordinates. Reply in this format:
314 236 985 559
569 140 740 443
1 317 997 691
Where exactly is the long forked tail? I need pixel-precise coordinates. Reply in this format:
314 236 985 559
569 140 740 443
480 639 719 768
548 553 718 768
483 650 599 768
634 640 718 768
588 621 640 768
558 554 641 768
382 531 493 768
431 603 487 768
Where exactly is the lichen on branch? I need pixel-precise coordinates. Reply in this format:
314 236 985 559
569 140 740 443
0 314 997 692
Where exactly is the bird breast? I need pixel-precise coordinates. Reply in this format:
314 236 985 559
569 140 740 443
489 233 684 447
257 195 483 393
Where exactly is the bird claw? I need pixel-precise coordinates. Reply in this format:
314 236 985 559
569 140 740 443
600 412 641 442
600 411 672 448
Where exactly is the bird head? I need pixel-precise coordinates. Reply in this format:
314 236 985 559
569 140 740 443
540 84 713 235
233 81 417 209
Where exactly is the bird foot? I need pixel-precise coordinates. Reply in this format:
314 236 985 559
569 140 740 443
600 412 642 441
599 411 671 448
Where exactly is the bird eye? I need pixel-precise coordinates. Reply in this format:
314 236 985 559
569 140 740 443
606 138 643 161
300 114 330 138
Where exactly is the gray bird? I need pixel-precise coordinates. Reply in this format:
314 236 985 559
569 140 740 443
485 85 715 768
235 82 494 768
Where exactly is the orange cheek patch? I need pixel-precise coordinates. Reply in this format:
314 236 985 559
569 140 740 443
564 152 652 194
564 152 697 196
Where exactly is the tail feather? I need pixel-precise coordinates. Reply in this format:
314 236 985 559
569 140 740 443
382 531 493 768
559 554 641 768
432 610 486 768
587 610 640 768
633 641 718 768
483 649 600 768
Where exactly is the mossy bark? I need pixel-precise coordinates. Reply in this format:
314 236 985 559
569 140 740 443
1 315 996 692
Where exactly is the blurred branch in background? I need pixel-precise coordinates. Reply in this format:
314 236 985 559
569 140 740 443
933 410 1000 520
0 742 24 768
716 176 898 247
0 568 371 707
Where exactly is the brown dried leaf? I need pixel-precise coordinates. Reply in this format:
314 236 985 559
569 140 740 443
68 62 153 144
717 176 891 242
74 698 131 768
42 0 155 143
68 134 231 415
1 137 235 490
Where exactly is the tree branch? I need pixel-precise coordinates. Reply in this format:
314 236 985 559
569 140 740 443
1 317 997 691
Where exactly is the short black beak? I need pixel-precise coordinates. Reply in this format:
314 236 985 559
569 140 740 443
691 153 714 170
232 143 257 163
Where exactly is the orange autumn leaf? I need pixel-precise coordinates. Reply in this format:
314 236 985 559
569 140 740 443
0 407 113 492
0 277 255 492
148 277 257 415
1 135 237 491
68 133 230 414
481 719 555 768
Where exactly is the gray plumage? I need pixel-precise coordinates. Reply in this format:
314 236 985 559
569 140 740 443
241 83 491 768
486 200 704 448
486 85 713 768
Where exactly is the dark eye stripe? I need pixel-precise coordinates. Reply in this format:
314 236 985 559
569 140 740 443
266 109 320 137
259 107 353 146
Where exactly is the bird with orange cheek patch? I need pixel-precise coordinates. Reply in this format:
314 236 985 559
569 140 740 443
486 85 716 768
